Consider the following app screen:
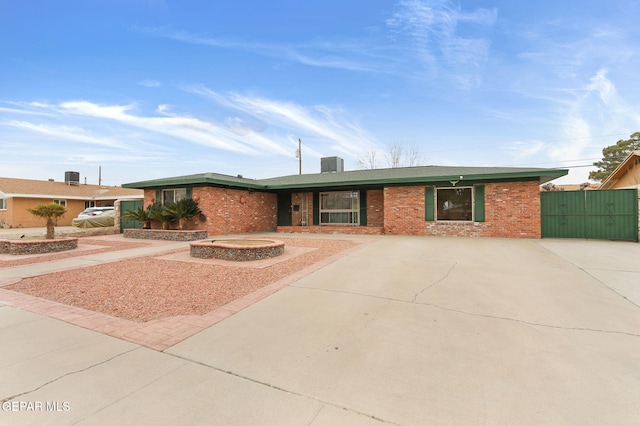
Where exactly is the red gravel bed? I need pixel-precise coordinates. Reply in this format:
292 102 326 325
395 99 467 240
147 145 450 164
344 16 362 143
6 238 358 323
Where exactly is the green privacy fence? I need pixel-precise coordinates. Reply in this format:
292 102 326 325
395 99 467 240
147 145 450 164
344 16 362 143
541 189 638 242
119 199 144 232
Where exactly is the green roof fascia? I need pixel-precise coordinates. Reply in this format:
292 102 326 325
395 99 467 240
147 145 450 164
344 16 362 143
260 169 568 190
122 173 266 190
123 167 568 191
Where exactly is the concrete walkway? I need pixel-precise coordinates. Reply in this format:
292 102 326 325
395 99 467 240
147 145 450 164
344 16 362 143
1 234 640 425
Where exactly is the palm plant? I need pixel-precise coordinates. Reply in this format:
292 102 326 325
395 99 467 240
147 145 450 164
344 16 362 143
122 205 152 229
147 202 174 230
163 198 202 230
27 203 67 239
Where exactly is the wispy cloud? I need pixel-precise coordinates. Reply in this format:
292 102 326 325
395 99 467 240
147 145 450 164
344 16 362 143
136 2 498 85
187 86 377 157
4 120 130 149
2 91 378 172
139 26 387 74
546 69 639 165
386 0 497 87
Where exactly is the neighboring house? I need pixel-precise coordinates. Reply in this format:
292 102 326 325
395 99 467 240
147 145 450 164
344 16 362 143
123 158 567 239
599 151 640 190
0 174 143 228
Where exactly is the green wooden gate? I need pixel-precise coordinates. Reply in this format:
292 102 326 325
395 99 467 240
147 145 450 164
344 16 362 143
541 189 638 241
120 199 144 232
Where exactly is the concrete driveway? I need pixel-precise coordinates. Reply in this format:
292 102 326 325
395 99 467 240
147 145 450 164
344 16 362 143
1 235 640 425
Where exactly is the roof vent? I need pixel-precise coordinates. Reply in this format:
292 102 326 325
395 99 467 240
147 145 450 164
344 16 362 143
65 171 80 186
321 156 344 173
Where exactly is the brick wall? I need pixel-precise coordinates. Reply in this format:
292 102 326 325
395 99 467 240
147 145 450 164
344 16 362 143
142 181 541 238
144 187 277 235
483 181 541 238
366 189 384 227
383 186 427 235
384 181 541 238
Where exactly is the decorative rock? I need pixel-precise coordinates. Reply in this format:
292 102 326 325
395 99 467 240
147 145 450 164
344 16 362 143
190 239 285 261
0 238 78 255
123 229 208 241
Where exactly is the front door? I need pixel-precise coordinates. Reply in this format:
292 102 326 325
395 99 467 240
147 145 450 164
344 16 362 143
277 193 292 226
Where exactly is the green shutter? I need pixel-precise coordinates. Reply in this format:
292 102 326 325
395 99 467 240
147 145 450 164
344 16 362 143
186 187 192 199
155 189 161 205
359 190 367 226
425 186 435 221
474 185 485 222
313 192 319 225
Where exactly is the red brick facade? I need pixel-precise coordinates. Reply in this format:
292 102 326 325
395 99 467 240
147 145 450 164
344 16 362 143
144 187 277 235
143 181 541 238
384 181 541 238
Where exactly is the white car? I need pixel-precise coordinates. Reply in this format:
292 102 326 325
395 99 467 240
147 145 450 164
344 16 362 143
76 207 114 218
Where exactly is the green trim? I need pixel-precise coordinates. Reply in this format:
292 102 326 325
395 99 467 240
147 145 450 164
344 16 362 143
359 190 367 226
123 166 568 191
474 185 485 222
312 192 319 225
425 186 435 221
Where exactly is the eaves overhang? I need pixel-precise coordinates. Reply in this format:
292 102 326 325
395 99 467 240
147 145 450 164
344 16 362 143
122 173 266 191
261 170 568 190
123 167 568 191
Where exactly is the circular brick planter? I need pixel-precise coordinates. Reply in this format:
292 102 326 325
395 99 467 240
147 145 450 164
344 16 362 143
190 239 285 261
0 238 78 255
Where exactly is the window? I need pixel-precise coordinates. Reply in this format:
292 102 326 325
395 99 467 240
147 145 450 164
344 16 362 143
0 198 6 210
436 188 472 221
53 199 67 207
319 191 359 225
85 201 96 209
162 188 187 205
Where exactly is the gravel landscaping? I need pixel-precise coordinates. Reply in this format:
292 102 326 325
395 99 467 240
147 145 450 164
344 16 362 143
5 237 358 322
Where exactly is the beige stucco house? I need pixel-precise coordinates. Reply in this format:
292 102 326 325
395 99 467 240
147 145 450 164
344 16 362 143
0 175 143 228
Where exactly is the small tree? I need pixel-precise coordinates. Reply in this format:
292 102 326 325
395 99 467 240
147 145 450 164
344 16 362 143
27 203 67 239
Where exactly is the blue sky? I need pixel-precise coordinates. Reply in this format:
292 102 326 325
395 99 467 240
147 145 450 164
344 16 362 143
1 0 639 186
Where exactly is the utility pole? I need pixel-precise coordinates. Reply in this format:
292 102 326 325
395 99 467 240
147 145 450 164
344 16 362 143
295 138 302 175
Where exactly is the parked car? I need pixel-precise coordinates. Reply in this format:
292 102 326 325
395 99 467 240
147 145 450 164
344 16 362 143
76 207 114 218
72 208 115 228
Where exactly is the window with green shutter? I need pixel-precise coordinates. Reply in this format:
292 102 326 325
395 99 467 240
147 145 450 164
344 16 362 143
431 185 484 222
425 186 435 221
